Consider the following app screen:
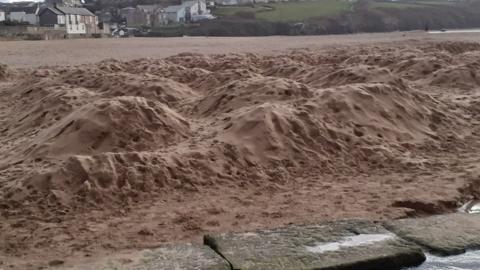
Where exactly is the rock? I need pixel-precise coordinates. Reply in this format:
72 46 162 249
48 260 65 266
68 243 230 270
205 220 425 270
386 213 480 256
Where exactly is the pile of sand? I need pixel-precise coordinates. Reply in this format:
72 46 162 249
427 62 480 89
0 63 12 80
0 41 477 213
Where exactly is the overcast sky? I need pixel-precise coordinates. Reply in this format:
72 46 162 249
0 0 43 2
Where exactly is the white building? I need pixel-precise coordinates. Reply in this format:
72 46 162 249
8 5 40 25
165 0 208 23
0 9 5 22
57 6 98 34
39 6 98 35
215 0 239 5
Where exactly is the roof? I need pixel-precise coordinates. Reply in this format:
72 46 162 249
137 5 159 12
182 1 199 7
165 5 183 12
165 0 201 13
40 6 64 16
8 5 39 14
56 6 95 16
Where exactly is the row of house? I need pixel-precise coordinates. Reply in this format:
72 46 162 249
0 4 40 25
0 2 99 35
40 6 99 35
117 0 213 28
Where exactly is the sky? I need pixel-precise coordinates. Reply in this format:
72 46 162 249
0 0 43 2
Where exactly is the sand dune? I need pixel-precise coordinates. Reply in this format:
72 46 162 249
1 40 480 269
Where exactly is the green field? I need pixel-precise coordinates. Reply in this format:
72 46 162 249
215 0 352 22
369 0 458 9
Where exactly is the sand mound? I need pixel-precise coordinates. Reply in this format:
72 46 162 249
260 56 312 79
426 41 480 54
0 63 11 80
166 53 262 72
0 42 474 216
27 96 190 158
194 69 261 91
193 76 313 116
426 62 480 89
218 81 463 168
311 65 398 87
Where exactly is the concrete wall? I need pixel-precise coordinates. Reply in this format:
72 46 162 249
0 25 66 40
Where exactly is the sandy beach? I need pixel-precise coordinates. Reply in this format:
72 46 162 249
1 33 480 269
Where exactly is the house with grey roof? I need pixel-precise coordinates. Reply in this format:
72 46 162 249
165 0 208 23
39 6 98 35
120 5 167 28
7 4 40 25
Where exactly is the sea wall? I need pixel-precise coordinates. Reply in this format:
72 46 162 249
66 213 480 269
0 25 67 40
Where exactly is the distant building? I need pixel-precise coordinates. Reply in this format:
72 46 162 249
39 6 98 35
7 4 40 25
39 6 66 27
165 5 185 23
120 5 167 28
0 9 5 22
214 0 239 5
165 0 208 23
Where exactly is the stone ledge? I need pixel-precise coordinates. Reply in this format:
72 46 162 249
385 213 480 256
205 220 426 270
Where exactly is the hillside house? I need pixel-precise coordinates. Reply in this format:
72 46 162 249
120 5 167 28
58 6 98 34
39 6 98 35
8 5 40 25
165 0 208 23
0 9 5 22
39 6 66 27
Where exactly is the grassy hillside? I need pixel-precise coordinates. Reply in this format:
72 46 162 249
215 0 351 22
187 0 480 36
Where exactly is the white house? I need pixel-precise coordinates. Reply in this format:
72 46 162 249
39 6 98 35
57 6 98 34
165 0 208 23
8 5 40 25
0 9 5 22
165 5 185 23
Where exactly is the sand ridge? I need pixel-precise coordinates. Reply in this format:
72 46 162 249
1 40 480 269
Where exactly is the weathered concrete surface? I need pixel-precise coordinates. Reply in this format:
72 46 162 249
66 243 230 270
205 220 425 270
386 213 480 256
407 250 480 269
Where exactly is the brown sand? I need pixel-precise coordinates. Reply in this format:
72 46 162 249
1 31 480 68
1 36 480 269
